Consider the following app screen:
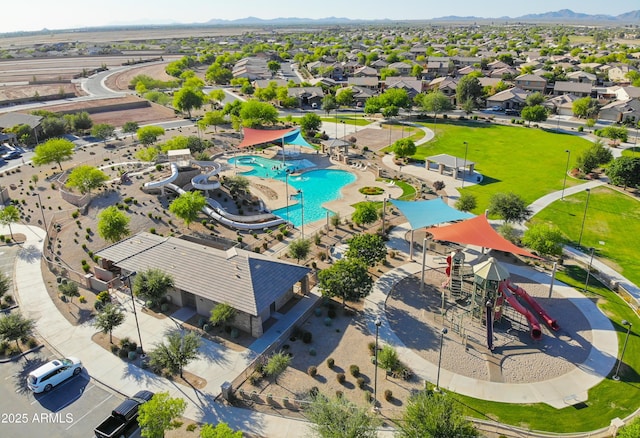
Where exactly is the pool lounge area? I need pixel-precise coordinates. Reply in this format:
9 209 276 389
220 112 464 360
228 155 357 227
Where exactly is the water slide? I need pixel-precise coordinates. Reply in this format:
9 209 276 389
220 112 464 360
498 282 542 340
164 183 286 231
143 162 179 189
506 280 560 331
190 160 222 191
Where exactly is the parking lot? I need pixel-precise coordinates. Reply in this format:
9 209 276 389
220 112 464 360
0 346 129 437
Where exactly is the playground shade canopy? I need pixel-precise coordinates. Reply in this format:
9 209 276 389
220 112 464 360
425 215 541 259
390 198 474 230
238 127 314 149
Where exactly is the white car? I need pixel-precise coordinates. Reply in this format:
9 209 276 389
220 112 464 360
27 357 83 393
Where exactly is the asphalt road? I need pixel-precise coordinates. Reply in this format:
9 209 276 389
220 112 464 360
0 345 129 437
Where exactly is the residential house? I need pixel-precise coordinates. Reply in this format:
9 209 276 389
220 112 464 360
426 59 451 79
94 232 311 338
608 64 637 83
384 77 424 100
0 112 43 143
566 71 597 84
614 86 640 102
353 66 378 78
456 66 479 76
553 81 593 98
545 94 579 116
427 77 458 106
287 87 325 107
514 74 547 93
599 99 640 124
387 61 414 76
347 77 380 91
232 57 270 81
369 59 389 70
485 87 529 110
488 67 518 79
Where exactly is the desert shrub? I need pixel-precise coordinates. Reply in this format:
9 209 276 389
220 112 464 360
335 390 343 398
309 348 317 356
356 377 365 389
309 386 319 397
326 357 335 368
368 342 376 356
110 344 120 355
307 366 318 377
302 331 312 344
364 391 372 403
384 389 393 401
350 364 360 377
248 371 262 385
337 373 346 384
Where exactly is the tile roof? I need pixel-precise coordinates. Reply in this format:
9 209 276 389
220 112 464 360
95 233 310 316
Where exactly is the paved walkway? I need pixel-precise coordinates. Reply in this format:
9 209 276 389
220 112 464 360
4 223 316 437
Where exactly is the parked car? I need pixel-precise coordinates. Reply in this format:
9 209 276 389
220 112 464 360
2 150 22 160
27 357 83 393
490 106 504 112
94 390 154 438
505 109 520 116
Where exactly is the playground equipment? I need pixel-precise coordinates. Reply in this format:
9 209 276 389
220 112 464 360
444 255 559 349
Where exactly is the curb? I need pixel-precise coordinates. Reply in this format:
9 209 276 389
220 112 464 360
0 344 43 363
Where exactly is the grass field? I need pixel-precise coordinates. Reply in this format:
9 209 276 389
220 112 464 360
412 121 594 214
530 186 640 286
452 265 640 433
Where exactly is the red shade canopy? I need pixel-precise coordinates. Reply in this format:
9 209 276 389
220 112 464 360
425 215 541 259
237 127 297 148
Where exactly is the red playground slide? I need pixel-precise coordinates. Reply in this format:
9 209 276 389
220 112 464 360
506 280 560 331
498 282 542 340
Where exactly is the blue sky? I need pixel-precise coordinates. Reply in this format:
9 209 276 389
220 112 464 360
5 0 636 33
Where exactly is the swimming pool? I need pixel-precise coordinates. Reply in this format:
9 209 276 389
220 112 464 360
227 156 356 227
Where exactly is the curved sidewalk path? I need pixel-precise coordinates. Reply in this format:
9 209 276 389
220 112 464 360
4 223 316 438
363 231 617 408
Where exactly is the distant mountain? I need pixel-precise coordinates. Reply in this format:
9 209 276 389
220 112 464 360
432 9 640 24
204 16 385 26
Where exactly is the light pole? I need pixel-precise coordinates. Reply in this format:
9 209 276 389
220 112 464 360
341 120 346 139
461 141 469 188
285 172 290 222
298 189 304 239
436 327 448 391
577 188 591 247
561 150 571 201
33 192 47 230
613 320 632 381
121 271 144 355
583 247 595 293
373 318 382 411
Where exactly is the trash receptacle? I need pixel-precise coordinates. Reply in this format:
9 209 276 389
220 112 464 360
221 382 232 401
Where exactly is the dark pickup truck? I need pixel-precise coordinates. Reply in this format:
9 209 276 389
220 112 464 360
94 390 154 438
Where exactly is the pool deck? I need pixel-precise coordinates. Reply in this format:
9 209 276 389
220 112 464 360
219 148 403 218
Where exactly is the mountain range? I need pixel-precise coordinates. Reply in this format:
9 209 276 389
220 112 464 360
203 10 640 26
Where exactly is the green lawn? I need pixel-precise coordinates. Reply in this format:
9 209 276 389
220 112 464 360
452 266 640 433
530 186 640 286
411 121 593 214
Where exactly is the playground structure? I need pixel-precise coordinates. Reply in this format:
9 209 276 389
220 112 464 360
443 254 559 350
142 149 287 231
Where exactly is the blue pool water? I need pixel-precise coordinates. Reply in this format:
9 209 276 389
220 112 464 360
228 156 356 227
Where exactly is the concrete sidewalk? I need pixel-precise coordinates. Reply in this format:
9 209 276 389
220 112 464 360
4 223 316 437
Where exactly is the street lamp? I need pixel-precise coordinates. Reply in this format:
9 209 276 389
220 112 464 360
613 320 632 381
373 318 382 410
577 188 591 247
583 247 595 293
561 150 571 201
436 327 448 391
120 271 144 355
33 192 47 230
298 189 304 239
461 141 469 188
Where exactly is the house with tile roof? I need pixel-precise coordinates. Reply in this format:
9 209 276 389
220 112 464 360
94 232 311 338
